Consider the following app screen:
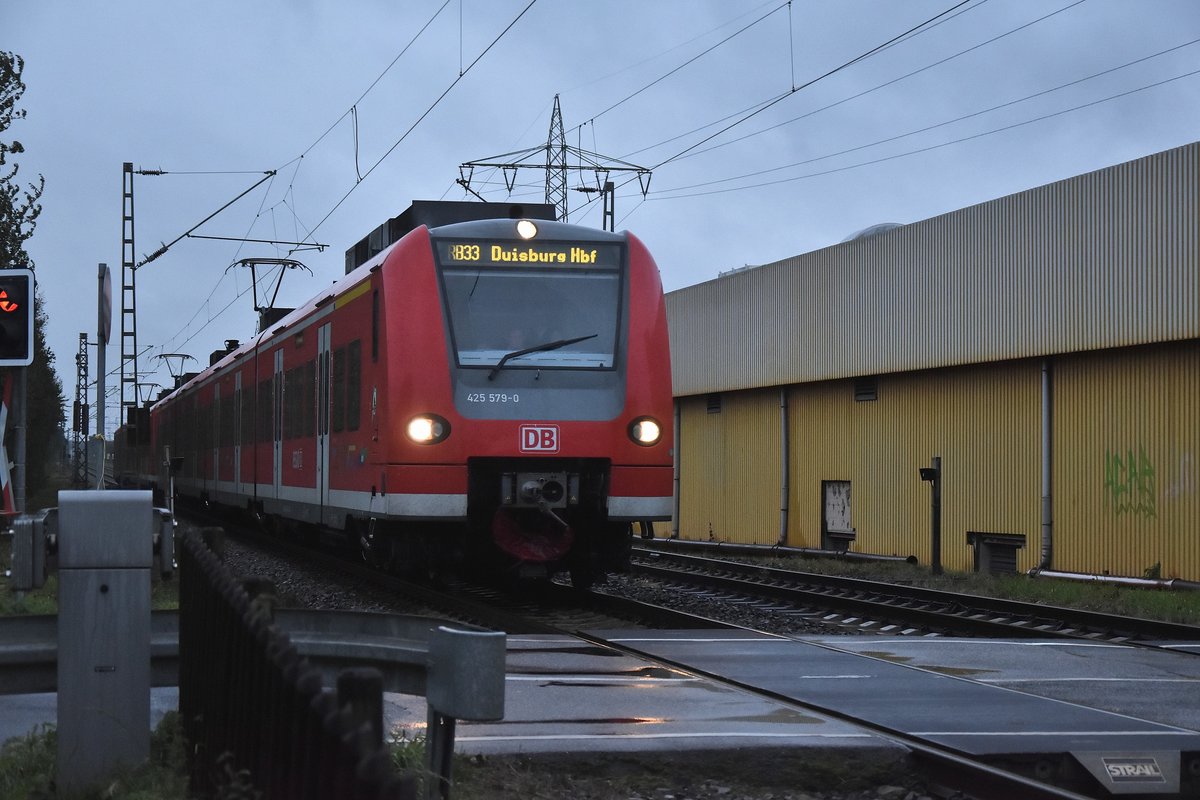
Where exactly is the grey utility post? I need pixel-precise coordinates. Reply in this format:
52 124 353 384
56 490 153 793
919 456 943 576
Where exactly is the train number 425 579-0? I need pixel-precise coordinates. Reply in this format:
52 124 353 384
466 392 520 404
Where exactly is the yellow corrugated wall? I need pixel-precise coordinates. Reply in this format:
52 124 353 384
1053 341 1200 579
677 396 724 541
676 362 1041 570
676 347 1200 578
677 390 780 544
783 363 1041 570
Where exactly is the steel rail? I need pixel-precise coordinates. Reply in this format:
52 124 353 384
630 549 1200 646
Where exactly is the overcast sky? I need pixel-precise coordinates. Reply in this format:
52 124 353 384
9 0 1200 439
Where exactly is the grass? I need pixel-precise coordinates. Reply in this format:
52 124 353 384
0 714 188 800
0 536 180 616
4 721 916 800
387 732 918 800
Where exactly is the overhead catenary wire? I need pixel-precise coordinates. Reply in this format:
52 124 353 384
652 0 1088 167
267 0 455 244
607 1 1182 205
577 14 1172 220
588 50 1200 212
580 1 789 128
292 0 538 252
650 0 974 171
651 66 1200 200
290 0 454 163
595 1 985 164
558 0 780 102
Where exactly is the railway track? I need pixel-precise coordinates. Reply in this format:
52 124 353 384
628 546 1200 648
211 522 1094 796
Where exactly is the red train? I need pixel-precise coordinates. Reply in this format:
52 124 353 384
148 203 674 586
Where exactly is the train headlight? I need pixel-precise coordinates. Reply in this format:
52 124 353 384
628 417 662 446
406 414 450 445
516 219 538 240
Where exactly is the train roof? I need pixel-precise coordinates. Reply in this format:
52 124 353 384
344 200 556 274
152 206 627 410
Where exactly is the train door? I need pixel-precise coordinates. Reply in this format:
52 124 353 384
272 348 284 497
317 323 332 523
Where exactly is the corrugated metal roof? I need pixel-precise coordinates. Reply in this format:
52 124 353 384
667 141 1200 397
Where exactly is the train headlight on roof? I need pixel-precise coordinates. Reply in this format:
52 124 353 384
515 219 538 240
406 414 451 445
628 417 662 446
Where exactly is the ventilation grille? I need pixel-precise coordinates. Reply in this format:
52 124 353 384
853 377 878 402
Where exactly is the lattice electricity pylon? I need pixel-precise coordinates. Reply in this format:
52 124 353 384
457 97 651 228
120 163 138 440
546 95 568 222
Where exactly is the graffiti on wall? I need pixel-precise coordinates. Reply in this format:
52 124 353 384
1103 446 1156 519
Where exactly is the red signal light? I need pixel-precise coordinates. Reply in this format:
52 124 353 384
0 271 34 366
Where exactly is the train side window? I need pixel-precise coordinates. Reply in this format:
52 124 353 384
187 397 198 476
273 371 282 443
290 367 302 439
371 290 379 363
347 340 361 432
284 368 297 440
331 347 346 433
257 379 272 443
222 388 235 447
304 359 315 437
242 377 254 446
282 370 291 440
200 399 210 455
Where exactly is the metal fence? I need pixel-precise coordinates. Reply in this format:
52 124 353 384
178 528 415 799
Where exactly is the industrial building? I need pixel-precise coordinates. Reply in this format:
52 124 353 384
666 141 1199 580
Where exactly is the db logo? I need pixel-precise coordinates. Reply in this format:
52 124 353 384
520 425 560 453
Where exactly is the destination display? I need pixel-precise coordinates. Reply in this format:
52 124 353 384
438 240 622 269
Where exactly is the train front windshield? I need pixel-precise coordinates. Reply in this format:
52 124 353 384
437 240 624 372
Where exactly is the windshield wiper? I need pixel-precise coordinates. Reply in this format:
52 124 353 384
487 333 598 381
